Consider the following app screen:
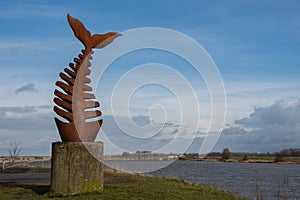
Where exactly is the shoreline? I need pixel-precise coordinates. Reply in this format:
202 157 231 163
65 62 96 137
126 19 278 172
179 157 300 164
1 156 299 166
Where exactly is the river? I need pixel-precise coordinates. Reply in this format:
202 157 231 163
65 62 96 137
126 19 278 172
104 160 300 200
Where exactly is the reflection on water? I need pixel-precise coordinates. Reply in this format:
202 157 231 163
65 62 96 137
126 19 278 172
105 160 300 199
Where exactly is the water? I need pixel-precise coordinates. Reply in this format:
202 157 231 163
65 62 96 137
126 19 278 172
105 160 300 200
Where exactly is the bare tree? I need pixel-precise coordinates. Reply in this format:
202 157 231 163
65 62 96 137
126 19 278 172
8 141 22 165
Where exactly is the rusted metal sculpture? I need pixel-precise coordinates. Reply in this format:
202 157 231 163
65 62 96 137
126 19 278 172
53 14 121 142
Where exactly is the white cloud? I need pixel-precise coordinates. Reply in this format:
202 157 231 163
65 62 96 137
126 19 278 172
0 77 56 107
15 83 38 94
215 100 300 152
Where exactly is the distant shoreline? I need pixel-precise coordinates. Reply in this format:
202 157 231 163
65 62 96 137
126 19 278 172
178 157 300 164
1 156 299 165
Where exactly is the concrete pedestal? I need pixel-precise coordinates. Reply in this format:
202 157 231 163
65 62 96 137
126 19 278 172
50 142 103 197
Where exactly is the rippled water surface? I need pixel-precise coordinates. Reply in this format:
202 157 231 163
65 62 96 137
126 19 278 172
105 160 300 199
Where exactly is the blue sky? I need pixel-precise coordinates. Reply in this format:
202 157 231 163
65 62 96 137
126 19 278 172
0 0 300 155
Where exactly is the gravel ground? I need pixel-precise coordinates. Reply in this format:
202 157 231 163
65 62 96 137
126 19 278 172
0 167 51 186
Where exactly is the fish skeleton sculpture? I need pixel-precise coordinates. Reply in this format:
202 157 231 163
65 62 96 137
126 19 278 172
53 14 121 142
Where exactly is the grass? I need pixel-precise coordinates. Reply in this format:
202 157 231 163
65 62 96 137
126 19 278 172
0 171 245 200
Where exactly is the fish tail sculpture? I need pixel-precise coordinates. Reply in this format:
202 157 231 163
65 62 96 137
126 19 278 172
53 14 121 142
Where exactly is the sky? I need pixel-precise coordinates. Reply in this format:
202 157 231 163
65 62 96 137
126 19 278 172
0 0 300 155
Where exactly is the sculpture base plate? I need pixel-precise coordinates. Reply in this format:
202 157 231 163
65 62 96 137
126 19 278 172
50 141 103 197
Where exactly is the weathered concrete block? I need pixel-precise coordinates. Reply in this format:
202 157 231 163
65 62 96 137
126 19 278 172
50 142 103 196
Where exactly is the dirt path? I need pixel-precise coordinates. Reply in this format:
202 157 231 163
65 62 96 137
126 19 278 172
0 167 51 186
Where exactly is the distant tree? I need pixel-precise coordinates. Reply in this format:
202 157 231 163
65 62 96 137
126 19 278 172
289 148 295 156
242 154 248 161
274 153 284 163
280 149 289 156
221 148 231 160
7 141 22 165
122 151 130 157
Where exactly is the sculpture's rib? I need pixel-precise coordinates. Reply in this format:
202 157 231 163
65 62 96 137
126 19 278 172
54 97 72 112
84 110 102 120
73 58 82 65
64 68 76 78
83 77 91 83
78 54 85 60
54 106 73 122
83 101 100 109
83 93 95 99
84 68 91 75
83 85 92 91
56 81 73 95
69 63 77 72
59 72 74 86
54 90 72 103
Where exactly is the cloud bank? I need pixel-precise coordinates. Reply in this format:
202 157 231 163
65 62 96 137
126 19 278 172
214 100 300 152
0 105 58 155
0 100 299 155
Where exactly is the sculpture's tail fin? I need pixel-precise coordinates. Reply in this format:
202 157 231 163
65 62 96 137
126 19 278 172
67 14 121 49
91 32 121 49
67 14 92 49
